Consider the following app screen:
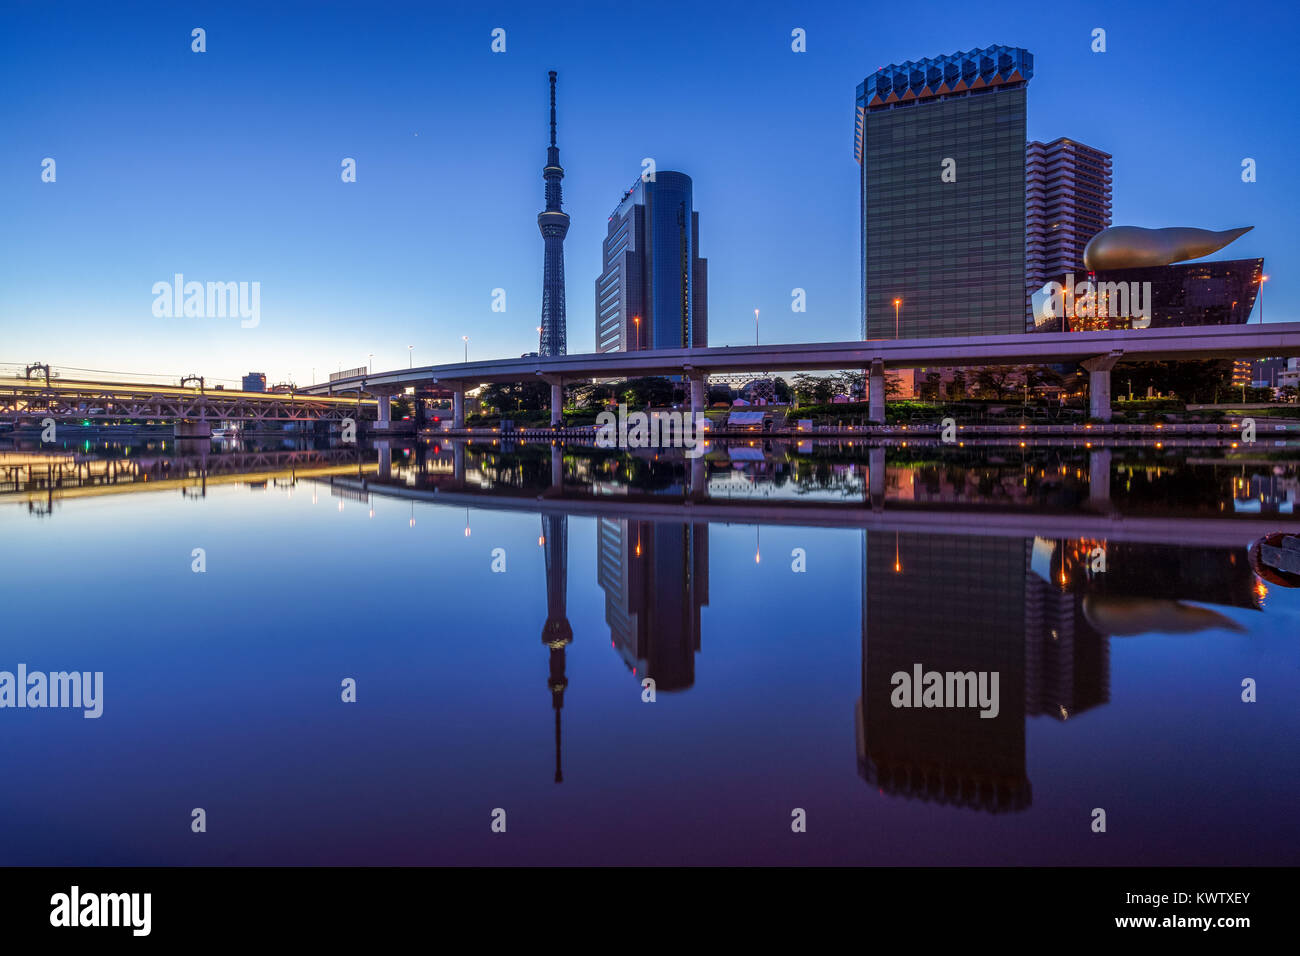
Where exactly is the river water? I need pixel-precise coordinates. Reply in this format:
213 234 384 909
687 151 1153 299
2 437 1297 864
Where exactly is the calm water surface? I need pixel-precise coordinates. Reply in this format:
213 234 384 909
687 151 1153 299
2 438 1298 865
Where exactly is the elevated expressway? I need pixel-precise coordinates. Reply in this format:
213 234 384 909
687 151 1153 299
302 323 1300 426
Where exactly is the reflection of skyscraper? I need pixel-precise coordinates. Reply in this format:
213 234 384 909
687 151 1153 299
1025 559 1110 721
858 531 1031 812
857 528 1258 809
540 514 572 783
597 518 708 690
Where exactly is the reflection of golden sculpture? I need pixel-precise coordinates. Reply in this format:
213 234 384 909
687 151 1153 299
1082 597 1244 635
1083 225 1252 271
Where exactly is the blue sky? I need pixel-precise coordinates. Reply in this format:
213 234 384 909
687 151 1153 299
2 0 1296 387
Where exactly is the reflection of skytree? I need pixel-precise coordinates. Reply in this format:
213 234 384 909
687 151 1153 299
540 514 572 783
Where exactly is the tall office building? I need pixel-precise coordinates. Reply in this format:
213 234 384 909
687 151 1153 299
241 372 266 392
1025 138 1113 326
595 172 707 353
855 46 1032 339
537 71 569 356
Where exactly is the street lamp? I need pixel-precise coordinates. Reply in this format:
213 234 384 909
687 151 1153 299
1258 275 1269 323
754 308 760 346
536 326 543 351
893 297 902 338
633 315 640 351
462 335 469 363
368 353 373 375
408 345 414 368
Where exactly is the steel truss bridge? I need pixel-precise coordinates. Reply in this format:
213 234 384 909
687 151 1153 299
0 376 376 423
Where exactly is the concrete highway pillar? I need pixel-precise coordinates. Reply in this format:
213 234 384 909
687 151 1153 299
869 360 886 424
1082 352 1122 423
453 386 465 429
689 376 705 417
551 382 563 427
1089 368 1112 421
375 392 392 429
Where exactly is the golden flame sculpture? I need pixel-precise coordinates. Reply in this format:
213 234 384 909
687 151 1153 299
1083 225 1252 271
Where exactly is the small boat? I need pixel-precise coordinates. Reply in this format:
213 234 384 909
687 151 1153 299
1250 532 1300 589
210 426 239 440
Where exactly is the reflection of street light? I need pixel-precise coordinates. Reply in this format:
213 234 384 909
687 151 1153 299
408 345 414 368
462 335 469 363
1258 274 1269 323
893 531 902 573
893 298 902 338
464 508 471 537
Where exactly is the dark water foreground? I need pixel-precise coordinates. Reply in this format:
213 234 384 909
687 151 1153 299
1 438 1297 865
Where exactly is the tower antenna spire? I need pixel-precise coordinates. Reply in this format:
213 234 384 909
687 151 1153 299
549 70 557 147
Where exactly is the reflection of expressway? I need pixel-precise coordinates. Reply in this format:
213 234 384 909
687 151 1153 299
343 457 1300 550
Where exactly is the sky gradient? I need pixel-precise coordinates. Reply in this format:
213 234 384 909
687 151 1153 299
2 0 1296 388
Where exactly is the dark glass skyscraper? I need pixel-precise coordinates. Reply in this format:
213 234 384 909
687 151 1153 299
537 71 569 356
595 172 707 353
856 46 1032 339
